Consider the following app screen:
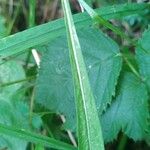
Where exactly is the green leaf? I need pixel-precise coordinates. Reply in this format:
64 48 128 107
0 60 27 150
0 124 76 150
0 3 149 57
101 72 149 142
36 25 122 131
61 0 104 149
35 144 44 150
0 61 25 99
0 99 29 150
136 27 150 90
0 16 7 38
78 0 132 43
0 60 40 150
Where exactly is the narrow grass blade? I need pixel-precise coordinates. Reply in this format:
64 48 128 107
78 0 143 80
29 0 36 27
78 0 133 43
0 124 76 150
61 0 104 149
0 3 149 57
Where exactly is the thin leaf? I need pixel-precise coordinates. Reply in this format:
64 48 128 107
0 3 149 57
0 124 76 150
78 0 132 43
61 0 104 149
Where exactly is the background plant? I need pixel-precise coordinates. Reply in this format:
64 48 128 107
0 0 149 150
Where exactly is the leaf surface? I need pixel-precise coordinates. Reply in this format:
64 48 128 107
101 72 149 142
0 99 29 150
36 27 122 130
136 27 150 90
0 61 25 99
0 123 76 150
0 61 31 150
62 0 104 149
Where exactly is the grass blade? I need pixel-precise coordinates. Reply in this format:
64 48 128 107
29 0 36 27
61 0 104 149
78 0 132 42
0 3 149 57
78 0 143 80
0 124 76 150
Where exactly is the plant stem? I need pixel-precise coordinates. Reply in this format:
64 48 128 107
78 0 133 44
78 0 144 81
29 0 36 27
117 134 128 150
25 0 36 69
123 55 141 79
29 88 35 128
0 76 35 87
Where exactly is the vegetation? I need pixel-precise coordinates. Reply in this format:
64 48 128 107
0 0 149 150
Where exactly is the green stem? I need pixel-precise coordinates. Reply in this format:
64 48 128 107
29 88 35 128
0 76 35 87
25 0 36 68
117 134 128 150
44 123 55 138
29 0 36 27
78 0 144 81
123 55 141 79
78 0 134 44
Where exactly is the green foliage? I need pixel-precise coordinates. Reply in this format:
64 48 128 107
36 27 122 130
0 16 7 38
0 1 150 150
0 100 28 150
0 61 25 98
0 3 149 57
0 61 28 150
101 72 149 142
62 0 104 149
0 124 76 150
136 27 150 90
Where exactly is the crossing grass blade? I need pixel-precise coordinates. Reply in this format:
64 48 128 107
61 0 104 149
0 124 76 150
78 0 133 42
0 3 149 58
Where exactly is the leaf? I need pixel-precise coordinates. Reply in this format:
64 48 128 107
0 124 76 150
101 72 149 142
0 60 40 149
62 0 104 149
36 26 122 131
0 61 25 99
136 27 150 90
0 3 149 57
0 59 27 150
0 16 7 38
35 144 44 150
78 0 131 42
0 99 28 150
0 91 73 150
